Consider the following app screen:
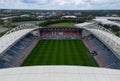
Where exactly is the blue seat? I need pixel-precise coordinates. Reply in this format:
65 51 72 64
0 34 37 68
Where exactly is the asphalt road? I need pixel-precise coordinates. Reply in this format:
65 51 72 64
0 26 8 33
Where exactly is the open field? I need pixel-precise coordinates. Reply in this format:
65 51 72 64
22 40 98 67
49 23 75 27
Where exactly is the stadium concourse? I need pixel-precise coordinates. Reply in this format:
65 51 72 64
0 22 120 70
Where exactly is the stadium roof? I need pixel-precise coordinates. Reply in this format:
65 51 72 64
1 23 120 59
86 28 120 58
0 66 120 81
0 24 39 55
76 22 92 27
76 22 120 59
61 16 77 18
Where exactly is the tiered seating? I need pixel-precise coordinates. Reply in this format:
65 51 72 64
0 62 9 68
109 61 120 69
42 31 52 39
42 31 80 39
0 34 37 68
85 35 120 69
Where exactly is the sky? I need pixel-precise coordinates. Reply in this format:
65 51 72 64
0 0 120 10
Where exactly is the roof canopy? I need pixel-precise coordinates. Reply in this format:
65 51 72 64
0 66 119 81
0 24 39 55
76 22 120 59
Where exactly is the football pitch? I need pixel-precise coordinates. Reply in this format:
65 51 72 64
22 40 98 67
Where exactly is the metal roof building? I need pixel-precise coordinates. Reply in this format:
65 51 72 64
93 17 120 27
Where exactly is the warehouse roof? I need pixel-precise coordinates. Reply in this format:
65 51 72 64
93 17 120 27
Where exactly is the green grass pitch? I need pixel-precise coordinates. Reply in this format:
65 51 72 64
49 23 75 27
22 40 98 67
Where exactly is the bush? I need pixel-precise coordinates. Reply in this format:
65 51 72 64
12 17 38 22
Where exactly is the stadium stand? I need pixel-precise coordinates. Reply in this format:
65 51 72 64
41 27 81 39
0 33 39 68
0 23 120 70
83 34 120 69
42 31 80 39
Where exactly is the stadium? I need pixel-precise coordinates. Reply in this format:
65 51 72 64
0 22 120 70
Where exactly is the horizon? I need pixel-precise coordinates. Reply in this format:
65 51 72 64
0 9 120 10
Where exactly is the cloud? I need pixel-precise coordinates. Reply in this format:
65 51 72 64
22 0 49 4
22 0 37 3
52 0 86 6
0 0 119 10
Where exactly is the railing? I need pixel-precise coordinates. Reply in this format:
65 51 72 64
84 23 114 35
